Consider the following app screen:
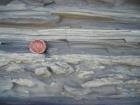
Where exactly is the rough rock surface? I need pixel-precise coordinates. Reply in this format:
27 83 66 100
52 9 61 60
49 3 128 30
0 0 140 103
0 54 140 99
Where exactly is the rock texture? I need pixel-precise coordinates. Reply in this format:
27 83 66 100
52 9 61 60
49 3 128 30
0 0 140 103
0 54 140 99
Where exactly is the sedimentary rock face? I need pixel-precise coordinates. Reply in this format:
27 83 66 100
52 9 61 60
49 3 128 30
0 0 139 7
87 0 140 6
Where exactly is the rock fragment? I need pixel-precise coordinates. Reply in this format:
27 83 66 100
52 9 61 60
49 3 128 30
82 78 123 88
12 78 35 87
34 67 51 77
49 62 74 75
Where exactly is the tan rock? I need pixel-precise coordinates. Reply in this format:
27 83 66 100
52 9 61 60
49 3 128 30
6 63 22 72
77 70 94 79
34 67 51 77
49 62 74 75
12 78 35 87
82 78 123 88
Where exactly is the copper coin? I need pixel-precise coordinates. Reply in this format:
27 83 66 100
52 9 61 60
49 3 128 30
28 40 47 54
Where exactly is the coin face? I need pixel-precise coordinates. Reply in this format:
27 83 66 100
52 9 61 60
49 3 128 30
28 40 47 54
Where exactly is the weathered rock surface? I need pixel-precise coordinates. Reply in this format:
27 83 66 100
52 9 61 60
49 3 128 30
0 54 140 99
0 0 140 102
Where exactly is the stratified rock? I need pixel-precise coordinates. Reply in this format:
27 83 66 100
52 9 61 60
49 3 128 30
54 0 87 6
0 77 13 93
110 56 140 66
90 85 118 96
61 55 81 65
76 60 105 73
21 0 55 6
63 85 90 97
83 60 106 70
82 78 123 88
84 85 118 99
77 70 94 80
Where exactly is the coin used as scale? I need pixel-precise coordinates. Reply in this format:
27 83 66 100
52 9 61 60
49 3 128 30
28 40 47 54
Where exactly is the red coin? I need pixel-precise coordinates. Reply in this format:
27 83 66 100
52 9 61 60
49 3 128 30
28 40 47 54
